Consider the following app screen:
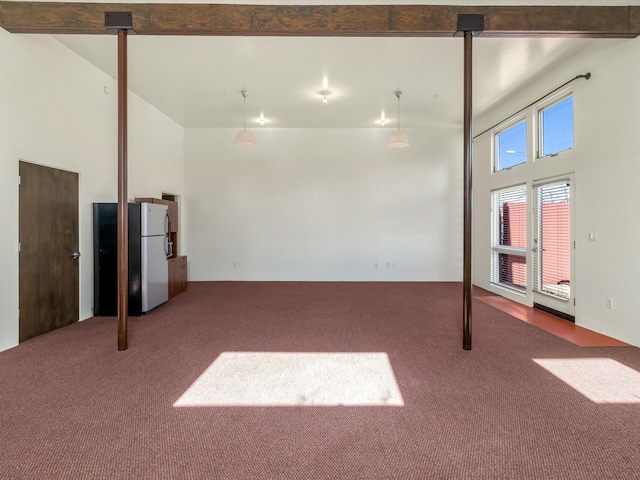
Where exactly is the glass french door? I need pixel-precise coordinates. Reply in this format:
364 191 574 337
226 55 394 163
532 177 575 319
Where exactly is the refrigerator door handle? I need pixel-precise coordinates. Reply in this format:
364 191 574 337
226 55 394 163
165 235 173 258
165 212 170 235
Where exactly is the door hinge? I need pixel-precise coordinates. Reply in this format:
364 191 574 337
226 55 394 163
573 298 576 306
18 175 21 186
18 242 21 252
18 309 20 318
573 240 576 249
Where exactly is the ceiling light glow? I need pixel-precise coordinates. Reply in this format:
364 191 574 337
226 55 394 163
320 89 331 105
320 76 331 105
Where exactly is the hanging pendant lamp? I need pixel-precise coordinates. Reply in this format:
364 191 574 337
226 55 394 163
234 90 257 147
387 91 409 148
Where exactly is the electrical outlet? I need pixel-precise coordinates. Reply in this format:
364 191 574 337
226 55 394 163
606 298 614 309
589 231 599 241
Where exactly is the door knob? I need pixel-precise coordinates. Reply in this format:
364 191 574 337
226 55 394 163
72 251 81 259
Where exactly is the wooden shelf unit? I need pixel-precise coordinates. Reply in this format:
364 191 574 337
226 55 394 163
168 255 187 298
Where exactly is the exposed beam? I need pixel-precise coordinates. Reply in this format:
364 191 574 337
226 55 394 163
0 2 638 38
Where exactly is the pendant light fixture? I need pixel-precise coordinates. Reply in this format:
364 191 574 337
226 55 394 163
387 91 409 148
234 90 257 147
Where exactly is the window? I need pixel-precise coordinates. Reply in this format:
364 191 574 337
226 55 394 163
491 185 527 292
539 95 574 157
494 119 527 171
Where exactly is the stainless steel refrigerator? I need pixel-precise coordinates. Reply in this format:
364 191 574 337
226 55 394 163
93 202 171 316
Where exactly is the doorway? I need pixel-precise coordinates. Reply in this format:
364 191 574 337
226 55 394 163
532 176 574 321
19 161 80 341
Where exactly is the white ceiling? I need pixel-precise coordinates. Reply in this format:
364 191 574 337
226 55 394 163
50 1 640 129
54 34 601 130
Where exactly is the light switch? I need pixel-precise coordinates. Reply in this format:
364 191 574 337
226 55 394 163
588 231 599 241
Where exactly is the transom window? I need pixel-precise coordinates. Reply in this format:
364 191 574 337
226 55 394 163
492 92 574 173
539 95 574 158
494 119 527 172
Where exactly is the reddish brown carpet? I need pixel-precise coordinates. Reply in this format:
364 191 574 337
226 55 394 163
1 281 639 479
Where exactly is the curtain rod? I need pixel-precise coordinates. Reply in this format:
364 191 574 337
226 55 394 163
473 72 591 140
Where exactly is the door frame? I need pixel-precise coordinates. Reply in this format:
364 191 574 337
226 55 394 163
531 174 575 320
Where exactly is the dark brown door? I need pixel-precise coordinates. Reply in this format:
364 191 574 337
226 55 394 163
19 161 79 342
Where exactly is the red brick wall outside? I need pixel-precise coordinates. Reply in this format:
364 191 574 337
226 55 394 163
501 201 570 290
541 203 570 286
502 202 526 249
501 202 527 289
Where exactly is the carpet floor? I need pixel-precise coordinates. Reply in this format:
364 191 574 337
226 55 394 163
1 281 639 479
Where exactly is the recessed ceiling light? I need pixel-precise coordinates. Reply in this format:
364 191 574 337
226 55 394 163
320 76 331 104
379 110 387 126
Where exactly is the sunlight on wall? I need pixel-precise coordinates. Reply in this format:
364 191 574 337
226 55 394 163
533 358 640 404
174 352 404 407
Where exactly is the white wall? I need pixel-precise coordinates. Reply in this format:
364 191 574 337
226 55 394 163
473 38 640 347
184 127 463 282
0 30 184 352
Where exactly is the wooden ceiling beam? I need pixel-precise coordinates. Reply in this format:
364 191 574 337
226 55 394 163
0 2 638 38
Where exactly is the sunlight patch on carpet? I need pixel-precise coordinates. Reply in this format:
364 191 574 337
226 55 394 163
534 358 640 403
174 352 404 407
